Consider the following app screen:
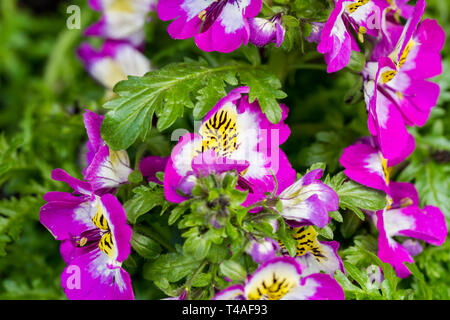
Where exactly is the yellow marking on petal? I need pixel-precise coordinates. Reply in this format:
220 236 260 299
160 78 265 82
398 39 415 68
109 0 134 13
278 226 326 261
92 205 109 231
198 9 207 20
358 26 367 43
347 0 370 13
381 69 397 83
99 231 116 259
247 272 296 300
400 197 413 208
78 237 88 247
386 195 393 210
396 91 404 99
381 156 390 185
199 103 238 158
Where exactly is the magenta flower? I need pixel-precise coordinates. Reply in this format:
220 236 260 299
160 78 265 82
213 257 345 300
139 156 169 184
86 0 156 46
376 182 447 278
363 0 445 161
248 15 285 47
40 169 134 300
157 0 262 53
279 226 345 277
279 169 339 228
83 110 133 194
163 87 296 206
78 40 152 91
317 0 389 73
340 136 414 193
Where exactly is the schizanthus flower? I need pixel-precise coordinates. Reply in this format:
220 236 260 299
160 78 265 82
40 169 134 300
78 40 152 91
86 0 157 46
339 136 414 193
213 257 345 300
279 169 339 228
318 0 389 73
164 86 296 206
83 110 133 194
279 226 345 277
157 0 262 53
363 0 444 161
376 182 447 278
248 15 285 47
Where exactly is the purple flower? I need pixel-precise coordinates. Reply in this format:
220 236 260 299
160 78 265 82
83 110 133 194
78 40 152 90
157 0 262 53
248 15 285 47
317 0 389 73
363 0 445 161
139 156 169 184
376 182 447 278
279 226 345 277
279 169 339 228
163 87 296 207
213 257 345 300
245 237 279 264
340 136 414 193
305 22 325 43
40 169 134 300
86 0 157 46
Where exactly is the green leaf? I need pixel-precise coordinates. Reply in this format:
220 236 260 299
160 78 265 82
101 60 286 149
219 260 247 281
239 69 287 124
347 51 366 72
183 235 211 260
343 261 368 291
317 224 334 240
330 173 387 221
124 185 168 224
130 229 162 259
143 253 203 283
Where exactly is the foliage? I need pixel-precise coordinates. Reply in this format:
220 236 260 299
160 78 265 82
0 0 449 300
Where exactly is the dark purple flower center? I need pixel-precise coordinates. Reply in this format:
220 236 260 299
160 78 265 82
200 0 239 33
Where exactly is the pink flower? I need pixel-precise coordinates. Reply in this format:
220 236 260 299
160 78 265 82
376 182 447 278
157 0 262 53
213 257 345 300
40 169 134 300
163 87 296 206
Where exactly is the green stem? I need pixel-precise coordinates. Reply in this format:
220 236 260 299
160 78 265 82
185 260 208 298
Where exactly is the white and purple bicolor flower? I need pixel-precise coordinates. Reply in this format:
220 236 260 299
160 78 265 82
248 14 285 47
279 226 345 277
164 86 296 207
78 40 152 91
278 169 339 228
363 0 445 161
40 169 134 300
245 237 279 264
86 0 157 46
317 0 389 73
213 257 345 300
340 136 414 193
157 0 262 53
376 181 447 278
83 110 133 194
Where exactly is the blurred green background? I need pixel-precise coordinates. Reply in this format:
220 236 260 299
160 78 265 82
0 0 448 299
